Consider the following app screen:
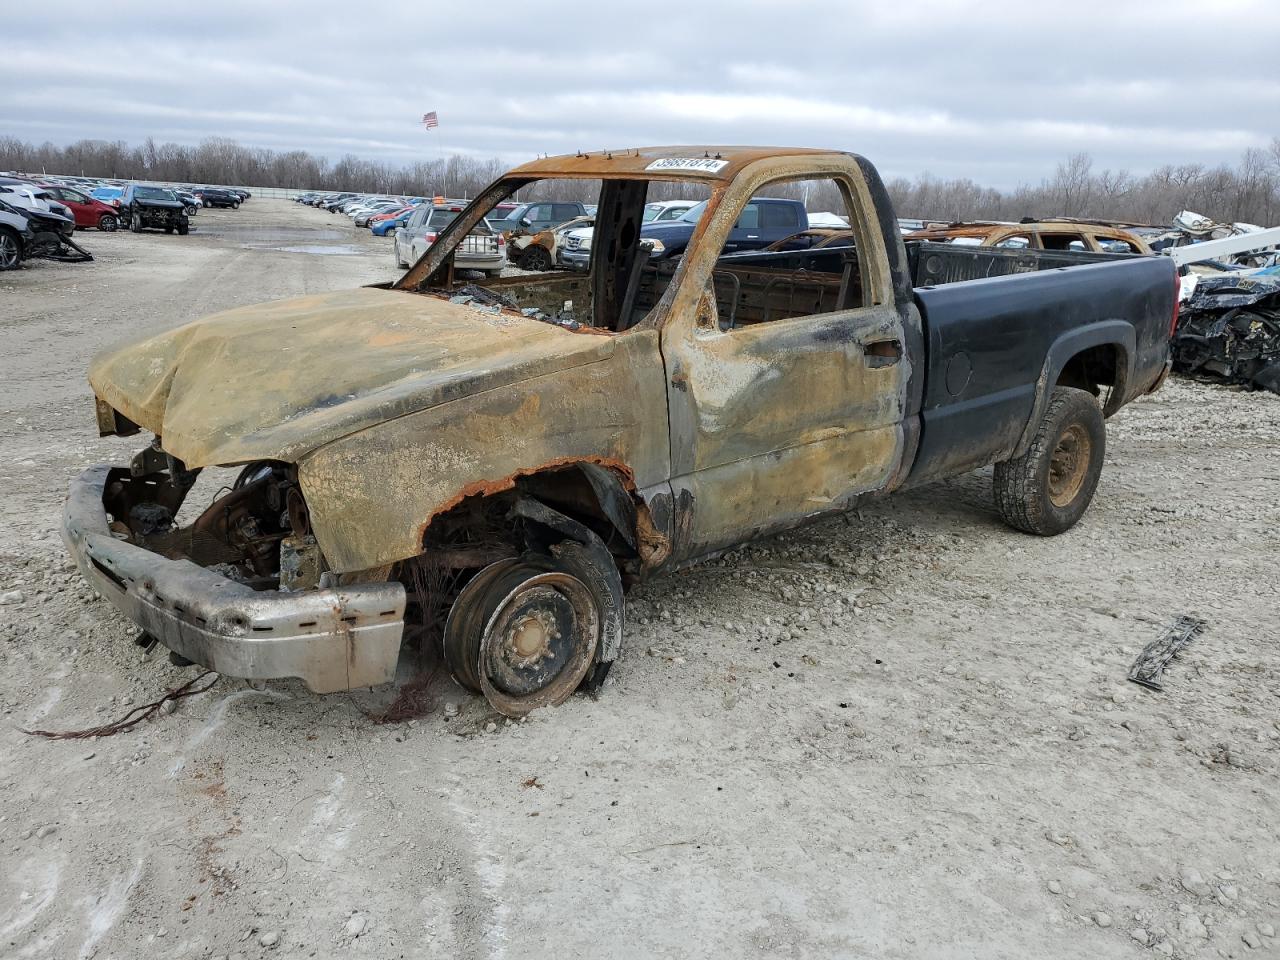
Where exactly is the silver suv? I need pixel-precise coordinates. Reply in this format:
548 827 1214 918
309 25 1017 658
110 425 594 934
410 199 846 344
394 203 506 276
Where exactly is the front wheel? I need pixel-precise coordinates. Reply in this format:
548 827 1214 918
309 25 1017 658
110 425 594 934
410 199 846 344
177 222 189 236
993 386 1105 536
0 228 22 270
98 214 118 232
231 201 240 209
518 246 553 271
442 552 607 717
129 212 142 233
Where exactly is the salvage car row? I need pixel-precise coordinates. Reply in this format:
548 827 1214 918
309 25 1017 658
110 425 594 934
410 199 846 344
0 172 252 269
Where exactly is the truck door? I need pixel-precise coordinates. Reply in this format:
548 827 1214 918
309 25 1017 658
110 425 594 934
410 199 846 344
659 168 911 560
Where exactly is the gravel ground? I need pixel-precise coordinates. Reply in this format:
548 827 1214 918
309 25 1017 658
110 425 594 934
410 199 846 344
1 200 1278 960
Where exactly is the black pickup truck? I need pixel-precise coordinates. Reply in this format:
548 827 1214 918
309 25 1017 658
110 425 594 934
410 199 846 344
119 185 189 235
68 146 1176 715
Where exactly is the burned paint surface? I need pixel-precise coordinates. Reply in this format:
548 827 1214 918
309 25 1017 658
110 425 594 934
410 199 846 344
88 285 618 470
904 221 1153 255
297 331 670 573
86 147 916 576
654 152 911 556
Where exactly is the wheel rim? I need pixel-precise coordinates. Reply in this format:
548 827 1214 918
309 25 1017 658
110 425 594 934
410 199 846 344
443 559 599 716
478 569 598 716
100 215 117 232
0 234 17 267
1047 423 1092 507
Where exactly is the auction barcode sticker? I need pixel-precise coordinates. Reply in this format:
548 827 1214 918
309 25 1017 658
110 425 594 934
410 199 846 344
645 157 730 173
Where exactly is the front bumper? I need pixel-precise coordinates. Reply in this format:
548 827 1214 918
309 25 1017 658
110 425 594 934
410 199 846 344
62 466 406 692
559 248 590 271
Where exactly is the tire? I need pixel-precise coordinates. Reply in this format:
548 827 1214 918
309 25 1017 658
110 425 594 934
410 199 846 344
394 241 408 269
519 246 553 271
231 201 240 210
0 228 22 270
129 212 142 233
484 269 502 278
993 386 1105 536
98 214 118 232
202 200 210 208
164 225 174 235
177 222 189 236
442 552 606 717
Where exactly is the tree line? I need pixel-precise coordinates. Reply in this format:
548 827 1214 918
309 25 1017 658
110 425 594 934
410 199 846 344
2 134 1278 226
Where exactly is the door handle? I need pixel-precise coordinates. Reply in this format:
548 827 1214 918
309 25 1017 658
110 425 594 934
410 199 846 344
864 339 902 367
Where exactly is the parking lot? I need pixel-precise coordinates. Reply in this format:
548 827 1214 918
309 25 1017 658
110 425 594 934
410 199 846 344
2 199 1278 959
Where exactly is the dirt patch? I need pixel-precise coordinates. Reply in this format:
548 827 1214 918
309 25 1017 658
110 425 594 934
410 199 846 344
0 200 1277 958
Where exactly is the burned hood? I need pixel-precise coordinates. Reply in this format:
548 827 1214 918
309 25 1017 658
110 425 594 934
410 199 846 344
89 286 613 468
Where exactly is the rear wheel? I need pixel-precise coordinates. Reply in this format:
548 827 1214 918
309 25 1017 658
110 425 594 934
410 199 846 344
442 553 605 717
0 228 22 270
98 214 118 232
994 386 1105 535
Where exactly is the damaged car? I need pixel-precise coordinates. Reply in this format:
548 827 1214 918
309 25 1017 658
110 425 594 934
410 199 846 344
120 185 190 235
1172 272 1280 394
66 146 1176 717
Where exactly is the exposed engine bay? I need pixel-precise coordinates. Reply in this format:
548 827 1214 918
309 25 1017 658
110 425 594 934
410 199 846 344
102 441 322 592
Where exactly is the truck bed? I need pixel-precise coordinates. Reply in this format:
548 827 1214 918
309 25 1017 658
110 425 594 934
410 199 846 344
907 243 1176 485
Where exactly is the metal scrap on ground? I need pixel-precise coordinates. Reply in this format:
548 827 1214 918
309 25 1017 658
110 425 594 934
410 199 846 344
1127 616 1206 691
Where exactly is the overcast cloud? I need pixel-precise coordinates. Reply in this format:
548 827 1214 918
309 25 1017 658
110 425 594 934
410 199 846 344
4 0 1279 187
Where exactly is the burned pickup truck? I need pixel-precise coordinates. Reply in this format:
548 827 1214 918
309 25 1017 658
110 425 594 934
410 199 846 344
66 146 1176 716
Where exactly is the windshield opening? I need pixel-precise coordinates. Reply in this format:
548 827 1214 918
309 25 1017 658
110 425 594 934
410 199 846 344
399 176 716 335
136 187 176 201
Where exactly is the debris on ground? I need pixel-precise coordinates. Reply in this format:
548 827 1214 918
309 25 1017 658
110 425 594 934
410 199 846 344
1128 616 1206 691
22 671 218 739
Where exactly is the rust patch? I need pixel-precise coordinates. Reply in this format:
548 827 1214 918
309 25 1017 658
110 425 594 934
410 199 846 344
417 455 638 544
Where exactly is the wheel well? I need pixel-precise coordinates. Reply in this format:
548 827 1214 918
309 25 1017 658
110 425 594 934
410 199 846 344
1057 343 1119 394
395 463 650 651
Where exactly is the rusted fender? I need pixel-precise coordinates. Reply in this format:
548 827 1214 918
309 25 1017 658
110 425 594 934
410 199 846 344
297 331 671 573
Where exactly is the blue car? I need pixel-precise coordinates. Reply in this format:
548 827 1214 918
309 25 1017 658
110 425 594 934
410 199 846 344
371 208 414 237
638 196 808 260
91 186 124 208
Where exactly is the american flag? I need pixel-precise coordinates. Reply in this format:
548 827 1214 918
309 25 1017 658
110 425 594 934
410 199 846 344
422 111 439 129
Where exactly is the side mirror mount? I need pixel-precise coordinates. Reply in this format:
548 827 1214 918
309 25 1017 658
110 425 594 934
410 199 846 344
519 217 532 228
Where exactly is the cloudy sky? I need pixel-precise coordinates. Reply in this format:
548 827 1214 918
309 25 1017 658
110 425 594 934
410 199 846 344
4 0 1279 187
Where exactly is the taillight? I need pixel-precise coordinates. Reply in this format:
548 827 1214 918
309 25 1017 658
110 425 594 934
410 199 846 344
497 234 505 247
1170 271 1182 337
426 233 437 243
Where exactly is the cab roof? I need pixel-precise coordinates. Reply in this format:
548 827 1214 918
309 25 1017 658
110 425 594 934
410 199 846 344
507 145 844 182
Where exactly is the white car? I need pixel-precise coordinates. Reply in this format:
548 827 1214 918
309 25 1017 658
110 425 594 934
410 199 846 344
0 201 31 269
0 184 74 225
558 199 698 270
347 198 402 218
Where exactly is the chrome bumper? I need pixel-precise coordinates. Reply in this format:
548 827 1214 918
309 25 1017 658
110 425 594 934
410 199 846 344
62 466 406 692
